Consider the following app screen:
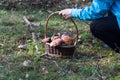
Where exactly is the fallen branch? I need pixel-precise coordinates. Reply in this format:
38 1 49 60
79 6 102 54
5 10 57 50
23 16 39 53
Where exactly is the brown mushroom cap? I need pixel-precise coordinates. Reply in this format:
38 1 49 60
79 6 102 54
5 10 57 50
42 37 51 43
50 38 63 47
61 34 74 45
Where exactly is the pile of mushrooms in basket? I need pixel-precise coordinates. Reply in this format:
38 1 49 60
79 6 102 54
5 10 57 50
42 32 75 47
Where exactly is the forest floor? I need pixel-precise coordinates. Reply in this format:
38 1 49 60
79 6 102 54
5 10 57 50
0 7 120 80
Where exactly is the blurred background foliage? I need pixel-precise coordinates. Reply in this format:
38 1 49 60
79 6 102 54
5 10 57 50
0 0 92 10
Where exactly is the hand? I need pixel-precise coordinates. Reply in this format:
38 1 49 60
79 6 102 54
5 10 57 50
59 9 72 19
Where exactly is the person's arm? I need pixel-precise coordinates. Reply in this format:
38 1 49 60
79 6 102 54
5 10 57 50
59 0 114 20
71 0 114 20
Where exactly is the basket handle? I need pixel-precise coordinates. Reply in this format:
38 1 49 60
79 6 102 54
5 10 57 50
44 11 79 45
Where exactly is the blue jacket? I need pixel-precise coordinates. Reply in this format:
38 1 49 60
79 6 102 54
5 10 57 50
71 0 120 28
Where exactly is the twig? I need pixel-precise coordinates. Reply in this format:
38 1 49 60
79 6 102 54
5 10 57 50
39 52 48 57
114 42 120 53
95 61 107 80
50 60 69 80
23 16 39 53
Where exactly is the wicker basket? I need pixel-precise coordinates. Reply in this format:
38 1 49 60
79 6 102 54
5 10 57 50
44 11 78 57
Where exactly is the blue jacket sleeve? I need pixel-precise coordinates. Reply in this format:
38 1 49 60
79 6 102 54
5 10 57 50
70 0 114 20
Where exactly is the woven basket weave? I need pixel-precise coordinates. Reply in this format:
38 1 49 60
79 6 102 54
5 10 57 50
44 11 78 57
